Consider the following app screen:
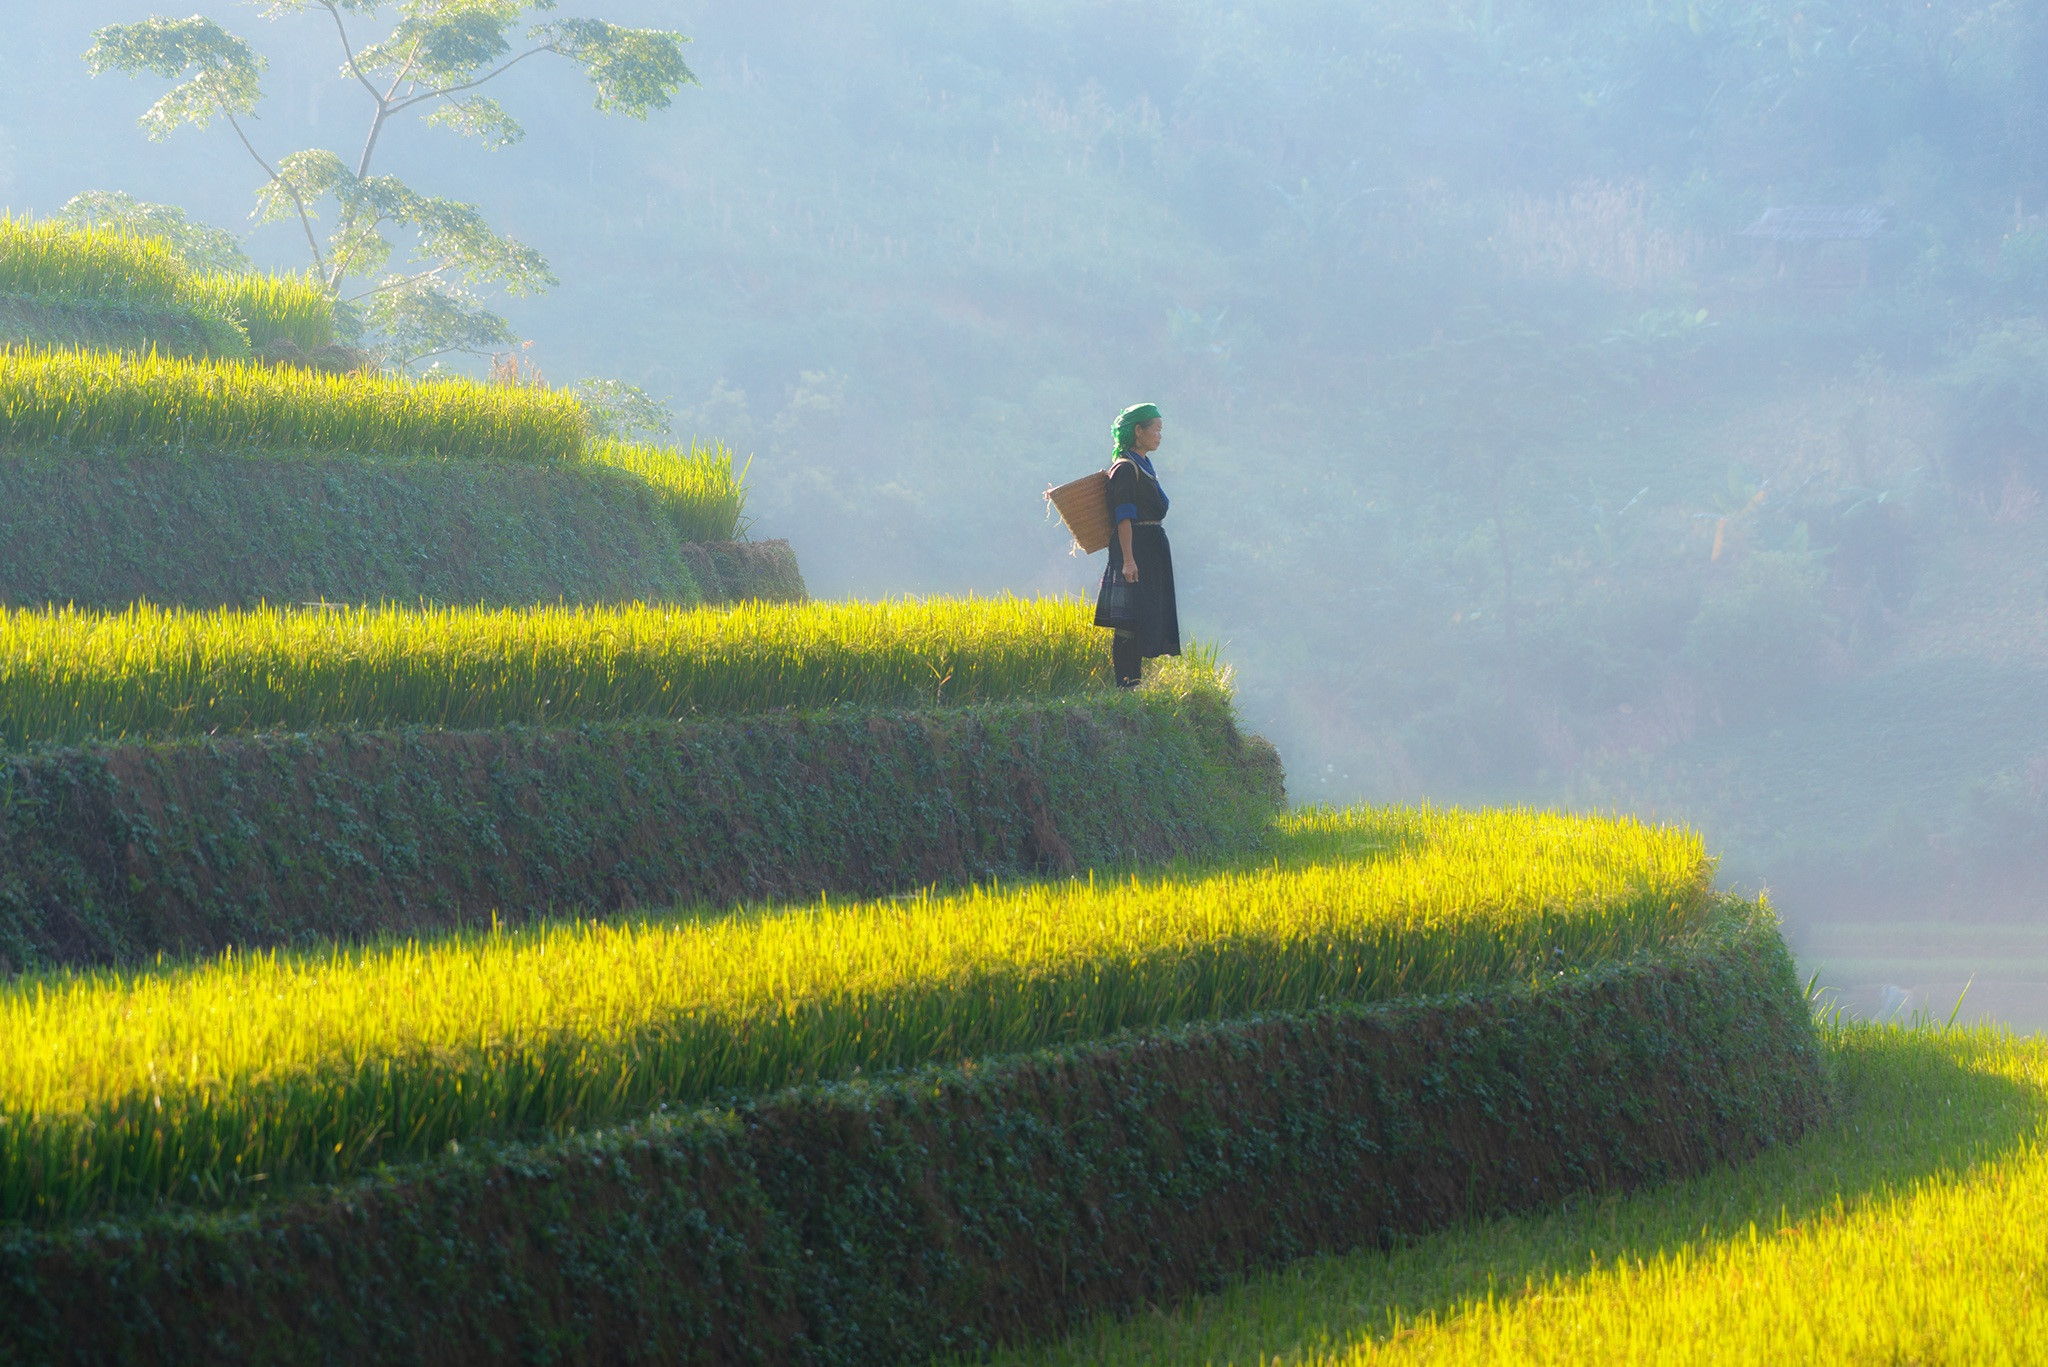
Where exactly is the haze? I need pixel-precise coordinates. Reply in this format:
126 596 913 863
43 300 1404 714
6 0 2044 1028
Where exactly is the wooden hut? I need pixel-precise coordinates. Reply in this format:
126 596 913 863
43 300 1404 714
1741 204 1890 288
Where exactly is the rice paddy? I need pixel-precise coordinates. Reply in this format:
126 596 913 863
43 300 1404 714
586 436 749 541
0 805 1713 1223
0 216 336 355
0 346 584 462
0 596 1111 746
993 1019 2048 1366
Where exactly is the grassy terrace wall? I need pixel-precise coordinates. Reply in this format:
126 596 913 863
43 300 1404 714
0 912 1825 1366
0 682 1282 969
0 450 787 610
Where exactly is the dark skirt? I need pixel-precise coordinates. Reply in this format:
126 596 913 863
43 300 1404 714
1095 524 1181 658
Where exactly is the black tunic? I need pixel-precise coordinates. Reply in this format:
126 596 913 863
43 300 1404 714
1094 454 1181 658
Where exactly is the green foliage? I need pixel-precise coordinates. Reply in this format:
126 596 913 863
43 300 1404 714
1683 550 1835 715
0 216 189 307
0 806 1706 1223
1942 321 2048 488
0 913 1823 1364
0 596 1103 747
0 682 1282 968
0 449 769 612
85 3 696 366
0 346 583 462
575 377 675 441
82 15 264 140
55 191 251 274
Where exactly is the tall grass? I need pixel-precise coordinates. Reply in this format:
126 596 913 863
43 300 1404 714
0 346 584 462
0 217 335 357
0 217 188 306
185 271 337 353
0 597 1108 746
587 436 749 541
0 806 1714 1223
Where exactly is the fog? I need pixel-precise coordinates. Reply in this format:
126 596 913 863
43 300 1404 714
6 1 2048 1028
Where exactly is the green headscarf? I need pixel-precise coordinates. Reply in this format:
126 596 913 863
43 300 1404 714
1112 402 1161 460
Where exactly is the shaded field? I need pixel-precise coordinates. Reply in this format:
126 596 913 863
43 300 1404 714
0 806 1705 1223
0 596 1100 747
995 1020 2048 1365
0 450 772 612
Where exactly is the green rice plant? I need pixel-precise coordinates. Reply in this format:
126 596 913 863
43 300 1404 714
586 437 749 541
0 806 1715 1223
0 217 188 307
0 216 339 359
0 346 583 463
997 1022 2048 1367
0 596 1108 746
185 271 338 354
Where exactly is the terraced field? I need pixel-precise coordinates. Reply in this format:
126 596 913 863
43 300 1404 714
0 594 1110 744
0 805 1712 1223
995 1020 2047 1366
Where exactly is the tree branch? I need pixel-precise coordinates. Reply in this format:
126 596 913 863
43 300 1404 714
386 46 557 115
319 0 385 108
339 262 450 304
222 105 327 280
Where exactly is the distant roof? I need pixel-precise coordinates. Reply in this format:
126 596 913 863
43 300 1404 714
1741 205 1890 241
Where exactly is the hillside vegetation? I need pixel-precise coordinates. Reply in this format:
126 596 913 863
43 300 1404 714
0 219 767 612
996 1020 2046 1366
0 806 1711 1223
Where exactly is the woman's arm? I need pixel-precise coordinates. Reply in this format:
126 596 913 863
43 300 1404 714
1118 518 1138 582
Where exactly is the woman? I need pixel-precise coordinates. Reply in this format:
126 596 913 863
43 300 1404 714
1094 402 1180 686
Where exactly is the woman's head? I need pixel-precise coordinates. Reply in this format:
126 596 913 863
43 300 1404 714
1113 402 1163 457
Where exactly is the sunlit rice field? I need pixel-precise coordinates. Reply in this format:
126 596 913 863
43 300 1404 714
0 346 584 461
994 1020 2048 1366
0 217 336 354
585 435 749 541
0 596 1109 746
0 806 1713 1223
0 217 188 308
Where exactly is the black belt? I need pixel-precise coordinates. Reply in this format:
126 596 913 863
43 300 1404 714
1132 519 1163 527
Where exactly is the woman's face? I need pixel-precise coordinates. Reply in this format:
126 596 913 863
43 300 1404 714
1133 418 1163 454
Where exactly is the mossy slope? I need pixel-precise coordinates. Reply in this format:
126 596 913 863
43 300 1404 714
0 684 1281 969
0 450 798 610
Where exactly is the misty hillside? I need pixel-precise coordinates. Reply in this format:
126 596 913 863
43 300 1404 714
6 0 2048 1023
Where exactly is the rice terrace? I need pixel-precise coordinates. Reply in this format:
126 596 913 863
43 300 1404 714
3 0 2047 1363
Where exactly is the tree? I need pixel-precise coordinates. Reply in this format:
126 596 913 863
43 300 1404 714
57 189 254 273
85 2 695 369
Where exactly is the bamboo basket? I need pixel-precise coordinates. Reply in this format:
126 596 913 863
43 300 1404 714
1046 470 1112 554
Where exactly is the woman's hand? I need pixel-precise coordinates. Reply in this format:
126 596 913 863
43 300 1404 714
1122 561 1140 584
